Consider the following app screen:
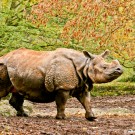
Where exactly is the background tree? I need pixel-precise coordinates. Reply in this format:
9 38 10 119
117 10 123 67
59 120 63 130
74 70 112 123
28 0 135 70
0 0 50 55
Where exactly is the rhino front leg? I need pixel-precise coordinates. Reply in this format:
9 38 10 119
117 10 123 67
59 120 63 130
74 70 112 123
76 91 96 121
9 93 28 117
55 91 69 119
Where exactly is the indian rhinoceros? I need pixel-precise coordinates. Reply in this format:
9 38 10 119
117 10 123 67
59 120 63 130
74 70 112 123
0 48 123 121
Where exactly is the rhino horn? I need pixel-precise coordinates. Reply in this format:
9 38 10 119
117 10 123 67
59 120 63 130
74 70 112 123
83 51 95 59
100 49 110 58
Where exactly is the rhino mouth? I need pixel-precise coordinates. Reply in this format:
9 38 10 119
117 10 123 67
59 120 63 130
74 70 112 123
114 70 123 75
108 71 123 79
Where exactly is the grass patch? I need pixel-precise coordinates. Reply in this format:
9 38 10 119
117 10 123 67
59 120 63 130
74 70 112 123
118 75 135 82
92 82 135 97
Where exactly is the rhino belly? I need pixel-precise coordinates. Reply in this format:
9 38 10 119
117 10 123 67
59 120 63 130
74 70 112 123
23 89 56 103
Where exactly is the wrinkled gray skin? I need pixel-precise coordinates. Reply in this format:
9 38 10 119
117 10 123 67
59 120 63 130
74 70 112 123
0 48 123 121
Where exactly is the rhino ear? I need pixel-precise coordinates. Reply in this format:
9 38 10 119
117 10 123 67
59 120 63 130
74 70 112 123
101 50 110 58
83 51 95 59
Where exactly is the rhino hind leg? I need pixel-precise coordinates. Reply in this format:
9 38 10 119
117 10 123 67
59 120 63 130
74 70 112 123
76 91 96 121
55 90 70 119
0 63 12 98
9 93 28 117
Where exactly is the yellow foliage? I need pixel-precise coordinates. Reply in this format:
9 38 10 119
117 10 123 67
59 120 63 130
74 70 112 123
118 7 124 14
111 18 135 61
0 0 12 9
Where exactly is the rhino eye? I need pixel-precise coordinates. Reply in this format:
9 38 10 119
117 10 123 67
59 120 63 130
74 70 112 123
102 66 107 69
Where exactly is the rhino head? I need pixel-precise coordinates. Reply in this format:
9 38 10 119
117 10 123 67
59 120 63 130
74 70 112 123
83 50 123 83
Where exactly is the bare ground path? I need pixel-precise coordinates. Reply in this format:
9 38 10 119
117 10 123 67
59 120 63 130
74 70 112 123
0 95 135 135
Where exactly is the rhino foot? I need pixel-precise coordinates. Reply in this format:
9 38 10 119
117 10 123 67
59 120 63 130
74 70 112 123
86 116 97 121
17 111 28 117
56 114 66 120
85 112 97 121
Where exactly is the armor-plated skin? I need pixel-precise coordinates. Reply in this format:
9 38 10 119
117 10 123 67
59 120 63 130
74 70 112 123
0 48 123 120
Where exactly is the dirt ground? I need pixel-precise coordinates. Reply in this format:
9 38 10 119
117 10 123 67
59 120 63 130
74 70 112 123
0 95 135 135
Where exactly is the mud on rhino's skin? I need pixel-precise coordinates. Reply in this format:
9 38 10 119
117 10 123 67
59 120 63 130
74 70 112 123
0 48 123 121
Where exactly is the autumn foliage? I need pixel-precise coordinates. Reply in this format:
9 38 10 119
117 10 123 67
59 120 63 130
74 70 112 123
27 0 135 68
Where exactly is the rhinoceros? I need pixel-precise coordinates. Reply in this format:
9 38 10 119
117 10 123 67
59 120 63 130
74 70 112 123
0 48 123 121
